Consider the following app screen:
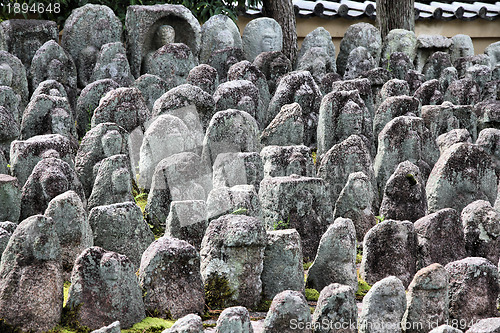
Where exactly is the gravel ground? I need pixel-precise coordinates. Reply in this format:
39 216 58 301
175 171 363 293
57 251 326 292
203 303 364 332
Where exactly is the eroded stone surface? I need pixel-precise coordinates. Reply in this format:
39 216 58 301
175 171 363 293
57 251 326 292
61 4 122 87
461 200 500 264
426 143 497 214
66 247 145 329
311 283 357 333
215 306 254 333
200 214 267 308
125 4 201 78
259 175 333 261
402 263 449 333
261 229 304 300
242 18 282 62
360 220 418 288
44 190 93 275
333 171 376 243
200 14 242 64
88 202 155 268
20 157 85 221
337 23 381 77
262 290 312 333
0 215 63 333
359 276 407 333
414 208 466 269
306 217 357 292
139 236 204 319
445 257 500 330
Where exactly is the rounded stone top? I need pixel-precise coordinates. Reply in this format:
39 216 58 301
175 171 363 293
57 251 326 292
368 275 406 298
434 142 495 177
0 215 60 268
152 83 214 119
139 236 198 274
200 14 242 64
445 256 497 270
61 4 122 59
410 263 448 291
202 214 267 248
242 17 283 62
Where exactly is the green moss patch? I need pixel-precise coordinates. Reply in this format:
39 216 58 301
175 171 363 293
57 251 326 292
305 288 319 301
356 273 371 300
356 253 362 264
253 299 272 312
204 273 235 310
134 192 148 213
59 304 90 333
122 317 174 333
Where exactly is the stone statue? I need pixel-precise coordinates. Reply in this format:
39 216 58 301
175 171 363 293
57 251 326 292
200 14 242 64
242 18 282 62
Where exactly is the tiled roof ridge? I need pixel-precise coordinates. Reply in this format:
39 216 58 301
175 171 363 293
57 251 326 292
244 0 500 21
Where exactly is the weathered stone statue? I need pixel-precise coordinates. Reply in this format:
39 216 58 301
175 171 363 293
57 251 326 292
200 14 242 64
242 18 283 62
125 4 201 78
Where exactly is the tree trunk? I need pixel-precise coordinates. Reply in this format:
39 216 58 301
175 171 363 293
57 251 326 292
237 0 246 15
376 0 415 40
262 0 298 65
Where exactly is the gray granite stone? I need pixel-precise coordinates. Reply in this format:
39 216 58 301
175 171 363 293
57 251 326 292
261 229 304 300
66 247 145 329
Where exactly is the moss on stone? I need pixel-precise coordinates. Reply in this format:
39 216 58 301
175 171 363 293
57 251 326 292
0 319 22 333
356 253 363 264
356 247 363 264
204 272 235 310
303 262 313 270
59 304 91 333
405 173 417 186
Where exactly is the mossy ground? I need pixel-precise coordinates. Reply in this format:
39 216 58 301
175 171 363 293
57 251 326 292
356 253 363 264
132 180 148 215
122 317 174 333
57 282 174 332
356 271 371 300
305 288 319 301
303 262 313 270
46 317 174 333
132 185 164 239
356 245 363 264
